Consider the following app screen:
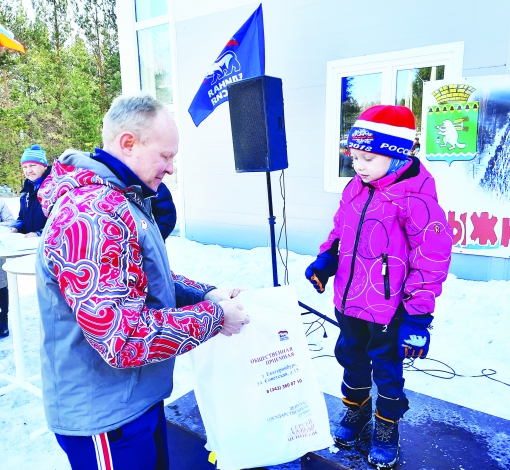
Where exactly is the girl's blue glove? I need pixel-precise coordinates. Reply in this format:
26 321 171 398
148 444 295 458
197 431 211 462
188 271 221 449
398 311 433 359
305 239 339 293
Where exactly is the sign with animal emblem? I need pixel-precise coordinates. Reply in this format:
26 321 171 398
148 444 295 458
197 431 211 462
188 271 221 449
422 75 510 256
425 84 479 166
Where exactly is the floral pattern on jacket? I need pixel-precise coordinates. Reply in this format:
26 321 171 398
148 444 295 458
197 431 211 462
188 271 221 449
39 160 224 368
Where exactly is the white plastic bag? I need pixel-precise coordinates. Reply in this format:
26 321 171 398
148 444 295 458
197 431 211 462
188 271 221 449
188 285 333 470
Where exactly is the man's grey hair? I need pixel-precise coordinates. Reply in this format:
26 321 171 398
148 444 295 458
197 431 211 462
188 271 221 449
102 94 165 146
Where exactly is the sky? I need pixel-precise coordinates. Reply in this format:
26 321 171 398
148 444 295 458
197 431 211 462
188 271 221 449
0 197 509 469
21 0 35 21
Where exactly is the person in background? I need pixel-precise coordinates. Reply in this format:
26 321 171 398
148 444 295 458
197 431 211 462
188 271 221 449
10 144 51 237
305 106 452 469
410 137 420 157
152 182 177 240
0 200 15 338
36 94 249 469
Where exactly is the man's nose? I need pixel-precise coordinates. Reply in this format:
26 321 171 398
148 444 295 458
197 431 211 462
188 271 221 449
165 160 174 175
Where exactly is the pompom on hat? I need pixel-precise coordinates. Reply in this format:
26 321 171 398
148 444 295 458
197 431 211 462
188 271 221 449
347 105 416 160
21 144 48 167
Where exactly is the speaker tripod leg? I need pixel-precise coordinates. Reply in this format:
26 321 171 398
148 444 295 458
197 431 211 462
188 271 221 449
264 173 338 330
266 172 279 288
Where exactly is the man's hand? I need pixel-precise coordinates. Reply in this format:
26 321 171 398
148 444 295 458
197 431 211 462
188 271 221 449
10 228 18 233
204 287 246 302
218 300 250 336
398 311 433 359
25 232 38 238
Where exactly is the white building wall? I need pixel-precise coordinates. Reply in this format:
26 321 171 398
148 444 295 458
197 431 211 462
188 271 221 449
117 0 510 260
173 0 510 255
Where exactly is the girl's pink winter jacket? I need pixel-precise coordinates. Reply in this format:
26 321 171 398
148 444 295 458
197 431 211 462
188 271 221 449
319 157 453 325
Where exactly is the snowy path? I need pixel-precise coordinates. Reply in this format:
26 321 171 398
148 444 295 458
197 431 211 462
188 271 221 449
1 234 509 469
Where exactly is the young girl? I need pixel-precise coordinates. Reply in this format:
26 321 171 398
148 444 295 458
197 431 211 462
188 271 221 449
305 105 453 469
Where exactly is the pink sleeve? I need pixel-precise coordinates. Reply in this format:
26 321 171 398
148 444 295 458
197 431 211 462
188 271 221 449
402 190 453 315
45 188 224 369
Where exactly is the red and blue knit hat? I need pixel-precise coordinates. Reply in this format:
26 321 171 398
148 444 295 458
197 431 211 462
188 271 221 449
21 144 48 167
347 105 415 160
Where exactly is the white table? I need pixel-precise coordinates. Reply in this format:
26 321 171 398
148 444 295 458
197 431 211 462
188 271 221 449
0 252 41 397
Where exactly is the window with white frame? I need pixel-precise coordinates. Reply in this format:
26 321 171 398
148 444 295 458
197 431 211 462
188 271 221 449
135 0 168 22
133 0 174 109
137 24 173 105
324 42 464 192
129 0 181 235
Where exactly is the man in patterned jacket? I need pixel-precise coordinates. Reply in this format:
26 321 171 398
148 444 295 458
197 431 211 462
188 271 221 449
36 95 249 470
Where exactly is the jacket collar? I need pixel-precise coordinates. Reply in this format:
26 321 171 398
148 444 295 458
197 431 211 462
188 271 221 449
344 156 422 203
369 157 415 190
92 148 156 199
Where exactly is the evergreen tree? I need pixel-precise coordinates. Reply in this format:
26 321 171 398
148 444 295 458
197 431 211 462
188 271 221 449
0 0 121 192
74 0 120 113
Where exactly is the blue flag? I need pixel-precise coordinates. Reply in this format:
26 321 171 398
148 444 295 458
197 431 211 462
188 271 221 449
188 5 265 127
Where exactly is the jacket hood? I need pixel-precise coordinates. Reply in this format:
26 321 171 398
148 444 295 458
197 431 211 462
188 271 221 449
38 149 131 218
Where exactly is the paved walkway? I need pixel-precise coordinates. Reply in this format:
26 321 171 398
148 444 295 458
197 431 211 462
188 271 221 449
165 390 510 469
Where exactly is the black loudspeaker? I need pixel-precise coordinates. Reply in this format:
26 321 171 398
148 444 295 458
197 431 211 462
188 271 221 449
227 75 288 173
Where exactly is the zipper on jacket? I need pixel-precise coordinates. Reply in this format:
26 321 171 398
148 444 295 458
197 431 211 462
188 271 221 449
382 253 390 300
340 185 375 314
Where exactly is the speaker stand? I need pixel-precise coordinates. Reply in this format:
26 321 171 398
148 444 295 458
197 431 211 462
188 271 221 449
265 172 339 328
265 172 279 288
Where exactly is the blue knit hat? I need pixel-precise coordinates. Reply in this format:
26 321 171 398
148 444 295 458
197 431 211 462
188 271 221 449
21 144 48 167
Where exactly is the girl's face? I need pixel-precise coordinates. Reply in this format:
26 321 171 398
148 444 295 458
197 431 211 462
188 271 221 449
351 149 391 183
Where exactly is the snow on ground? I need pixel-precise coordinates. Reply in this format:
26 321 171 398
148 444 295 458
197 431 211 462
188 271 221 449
1 231 510 469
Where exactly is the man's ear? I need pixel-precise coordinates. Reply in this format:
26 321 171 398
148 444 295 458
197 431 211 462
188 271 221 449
118 132 137 156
